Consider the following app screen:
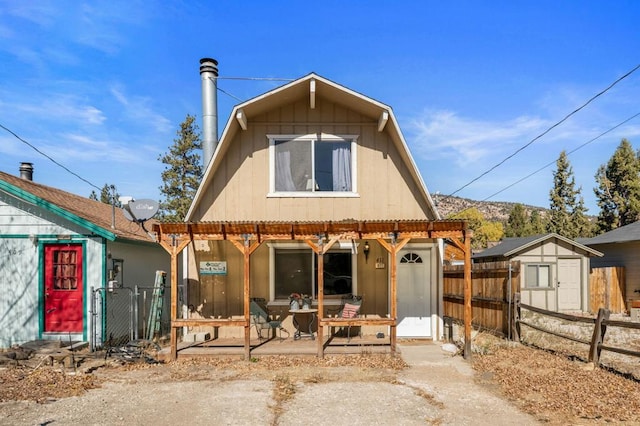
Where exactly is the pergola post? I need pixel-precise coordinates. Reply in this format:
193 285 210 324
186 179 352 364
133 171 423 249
316 241 324 357
448 231 473 360
158 237 190 362
377 235 410 354
463 230 472 359
231 236 260 361
307 236 340 358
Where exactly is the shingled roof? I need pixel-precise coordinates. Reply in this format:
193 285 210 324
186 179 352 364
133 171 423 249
0 170 154 243
579 221 640 245
473 233 602 260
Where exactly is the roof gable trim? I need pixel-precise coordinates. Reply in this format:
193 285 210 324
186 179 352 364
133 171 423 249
0 180 117 241
503 233 603 257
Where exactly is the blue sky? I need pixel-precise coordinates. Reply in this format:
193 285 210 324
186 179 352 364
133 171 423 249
1 1 640 215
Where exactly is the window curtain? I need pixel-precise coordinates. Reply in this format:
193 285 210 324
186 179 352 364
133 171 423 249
275 149 296 191
332 144 351 191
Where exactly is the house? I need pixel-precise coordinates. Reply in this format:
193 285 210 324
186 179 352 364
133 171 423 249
153 62 472 360
0 164 170 348
473 233 602 312
580 221 640 309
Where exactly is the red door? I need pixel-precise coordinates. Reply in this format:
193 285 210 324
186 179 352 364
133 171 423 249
44 244 84 332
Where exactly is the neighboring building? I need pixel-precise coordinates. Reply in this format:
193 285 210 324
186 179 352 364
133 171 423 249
580 222 640 308
473 233 602 312
0 164 169 348
164 69 467 344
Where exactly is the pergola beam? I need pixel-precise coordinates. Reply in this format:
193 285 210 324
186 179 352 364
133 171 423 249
152 220 471 360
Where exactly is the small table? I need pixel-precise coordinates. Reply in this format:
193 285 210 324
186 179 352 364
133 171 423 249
290 309 317 340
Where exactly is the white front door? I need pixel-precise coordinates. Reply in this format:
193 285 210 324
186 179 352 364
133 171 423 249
396 249 431 338
557 258 581 311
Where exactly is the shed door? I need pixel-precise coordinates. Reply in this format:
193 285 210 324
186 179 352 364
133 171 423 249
557 258 581 311
396 249 431 338
44 244 84 332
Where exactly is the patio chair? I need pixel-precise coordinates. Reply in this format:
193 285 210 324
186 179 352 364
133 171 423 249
330 294 363 341
250 298 289 341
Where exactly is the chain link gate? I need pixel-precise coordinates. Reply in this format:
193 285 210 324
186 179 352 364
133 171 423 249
90 286 136 351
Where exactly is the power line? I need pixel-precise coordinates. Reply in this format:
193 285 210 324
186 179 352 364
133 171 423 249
0 123 102 192
440 63 640 203
481 111 640 202
216 76 295 82
208 75 293 101
217 86 242 102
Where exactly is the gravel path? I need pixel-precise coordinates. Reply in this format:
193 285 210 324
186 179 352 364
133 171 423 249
0 343 538 426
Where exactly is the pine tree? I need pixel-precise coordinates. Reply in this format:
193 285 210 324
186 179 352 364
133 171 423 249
572 196 593 237
547 151 589 239
594 139 640 233
527 210 547 235
89 184 121 207
505 203 527 237
158 114 203 222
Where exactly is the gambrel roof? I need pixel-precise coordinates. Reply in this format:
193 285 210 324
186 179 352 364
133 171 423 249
186 73 439 221
0 170 154 242
473 233 602 260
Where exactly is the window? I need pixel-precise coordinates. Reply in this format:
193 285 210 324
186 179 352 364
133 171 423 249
53 248 79 290
525 264 551 288
269 134 357 195
400 252 423 264
272 244 354 299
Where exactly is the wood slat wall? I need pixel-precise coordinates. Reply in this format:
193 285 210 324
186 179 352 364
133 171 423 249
443 261 520 337
589 266 626 313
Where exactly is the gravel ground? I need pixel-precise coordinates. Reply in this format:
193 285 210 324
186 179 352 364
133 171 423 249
1 337 639 425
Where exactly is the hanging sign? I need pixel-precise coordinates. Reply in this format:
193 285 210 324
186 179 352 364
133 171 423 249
200 261 227 275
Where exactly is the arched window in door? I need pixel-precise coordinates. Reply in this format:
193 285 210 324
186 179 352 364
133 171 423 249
400 252 423 264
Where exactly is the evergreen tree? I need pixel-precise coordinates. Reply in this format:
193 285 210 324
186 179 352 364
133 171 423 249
594 138 640 233
527 210 547 235
89 184 121 207
158 114 203 222
505 203 528 237
547 151 589 239
572 196 594 237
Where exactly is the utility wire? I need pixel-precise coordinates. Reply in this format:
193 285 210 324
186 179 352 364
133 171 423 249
439 63 640 203
481 111 640 201
0 123 102 191
216 76 295 82
217 86 243 102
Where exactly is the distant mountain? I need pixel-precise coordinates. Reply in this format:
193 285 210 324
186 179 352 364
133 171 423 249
433 195 548 222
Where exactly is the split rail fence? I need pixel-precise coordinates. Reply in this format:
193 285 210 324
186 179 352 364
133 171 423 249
514 298 640 367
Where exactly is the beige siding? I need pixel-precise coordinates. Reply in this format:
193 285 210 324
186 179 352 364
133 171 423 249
192 97 432 222
186 239 399 338
512 237 592 312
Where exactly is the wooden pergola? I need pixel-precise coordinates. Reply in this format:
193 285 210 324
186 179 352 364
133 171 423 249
153 220 473 361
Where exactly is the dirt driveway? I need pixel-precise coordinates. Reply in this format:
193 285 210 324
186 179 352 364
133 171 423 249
0 342 537 426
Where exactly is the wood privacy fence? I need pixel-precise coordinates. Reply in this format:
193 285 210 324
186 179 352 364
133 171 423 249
589 266 626 314
443 261 520 338
515 299 640 366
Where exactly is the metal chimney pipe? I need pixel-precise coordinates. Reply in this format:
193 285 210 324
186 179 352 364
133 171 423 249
199 58 219 167
19 162 33 181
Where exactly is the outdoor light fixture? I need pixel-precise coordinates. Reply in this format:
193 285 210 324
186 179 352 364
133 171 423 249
363 241 370 262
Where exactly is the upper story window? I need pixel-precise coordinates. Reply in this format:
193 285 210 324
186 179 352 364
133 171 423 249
268 134 358 196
